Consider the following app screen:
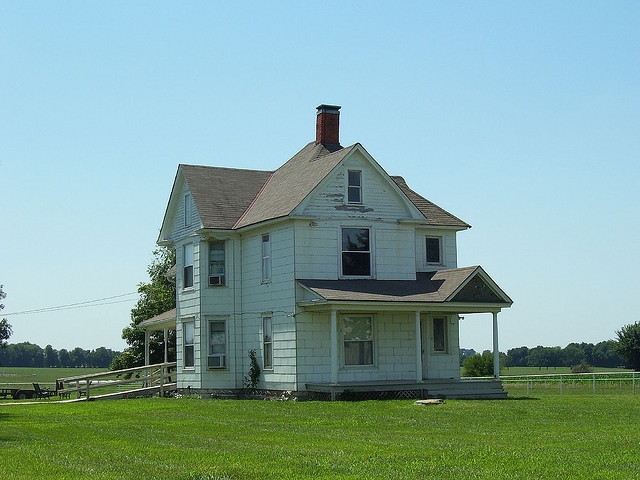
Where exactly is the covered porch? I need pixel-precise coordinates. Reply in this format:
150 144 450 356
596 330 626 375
138 308 177 365
297 266 513 398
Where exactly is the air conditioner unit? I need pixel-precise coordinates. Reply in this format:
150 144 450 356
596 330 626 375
208 354 225 369
209 275 225 286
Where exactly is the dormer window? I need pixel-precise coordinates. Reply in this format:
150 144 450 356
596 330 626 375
347 170 362 203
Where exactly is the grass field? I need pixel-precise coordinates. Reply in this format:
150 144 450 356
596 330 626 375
2 394 639 479
0 367 107 387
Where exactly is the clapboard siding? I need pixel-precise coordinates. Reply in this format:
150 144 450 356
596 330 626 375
301 151 412 221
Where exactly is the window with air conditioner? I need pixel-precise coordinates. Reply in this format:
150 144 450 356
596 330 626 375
208 319 227 369
209 241 225 286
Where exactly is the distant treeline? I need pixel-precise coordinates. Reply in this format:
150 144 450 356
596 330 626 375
0 342 121 368
461 340 625 369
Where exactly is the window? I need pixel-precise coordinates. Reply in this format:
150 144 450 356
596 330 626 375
426 236 442 264
342 228 371 276
183 320 195 368
183 243 194 288
347 170 362 203
343 316 373 366
208 319 226 368
261 234 271 283
184 193 192 226
263 315 273 369
209 241 225 286
433 317 447 353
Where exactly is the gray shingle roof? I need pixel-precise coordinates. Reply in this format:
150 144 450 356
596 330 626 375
391 176 471 229
297 266 511 305
181 165 272 230
234 142 354 228
178 142 469 231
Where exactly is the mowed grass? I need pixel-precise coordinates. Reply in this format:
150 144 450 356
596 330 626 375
0 367 107 386
1 395 639 479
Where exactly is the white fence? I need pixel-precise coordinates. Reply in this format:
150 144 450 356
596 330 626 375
499 371 638 395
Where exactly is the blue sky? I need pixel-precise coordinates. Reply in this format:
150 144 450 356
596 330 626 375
1 1 638 353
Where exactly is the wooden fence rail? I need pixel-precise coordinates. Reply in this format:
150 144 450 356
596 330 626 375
56 362 177 400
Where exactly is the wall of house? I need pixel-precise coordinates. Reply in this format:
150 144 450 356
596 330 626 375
422 315 460 379
240 224 298 391
301 151 414 222
296 311 421 386
198 236 240 390
415 228 458 271
167 182 202 243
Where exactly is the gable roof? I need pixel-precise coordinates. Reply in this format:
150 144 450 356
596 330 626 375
297 266 512 308
181 165 272 230
234 142 354 228
161 142 470 236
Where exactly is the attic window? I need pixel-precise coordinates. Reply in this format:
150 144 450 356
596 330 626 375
184 193 192 226
347 170 362 203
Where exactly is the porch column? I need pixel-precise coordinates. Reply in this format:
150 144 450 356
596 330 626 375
163 327 169 363
330 309 338 385
415 311 422 382
144 330 150 366
492 311 500 379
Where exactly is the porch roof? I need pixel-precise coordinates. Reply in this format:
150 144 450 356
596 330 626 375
297 266 512 311
138 308 177 331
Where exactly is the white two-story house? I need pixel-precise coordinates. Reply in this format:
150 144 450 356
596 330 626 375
143 105 512 400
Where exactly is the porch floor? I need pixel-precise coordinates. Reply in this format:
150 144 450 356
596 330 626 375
305 379 507 401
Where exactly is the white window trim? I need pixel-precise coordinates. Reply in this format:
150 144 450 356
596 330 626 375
182 318 195 370
262 314 273 370
207 317 228 370
341 315 375 367
340 226 373 279
425 236 443 266
261 233 271 284
346 169 363 204
183 243 194 290
208 240 226 287
432 316 448 354
184 193 191 227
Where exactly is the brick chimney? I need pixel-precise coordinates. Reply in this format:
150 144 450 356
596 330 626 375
315 104 341 147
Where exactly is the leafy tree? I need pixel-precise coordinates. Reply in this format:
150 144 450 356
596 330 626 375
507 346 529 367
463 351 496 377
0 285 12 348
591 340 624 368
44 345 60 367
58 348 71 367
614 322 640 371
111 247 176 369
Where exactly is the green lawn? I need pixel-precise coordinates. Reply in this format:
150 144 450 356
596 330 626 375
0 367 107 387
2 395 639 479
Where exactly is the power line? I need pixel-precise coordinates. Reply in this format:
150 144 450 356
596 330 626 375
3 292 139 316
